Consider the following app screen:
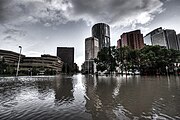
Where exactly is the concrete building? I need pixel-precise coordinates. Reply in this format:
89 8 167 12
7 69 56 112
177 34 180 49
144 27 179 50
57 47 74 73
21 54 63 74
85 37 99 60
164 29 179 50
0 50 25 70
92 23 110 50
0 49 25 68
82 37 99 74
144 33 152 45
118 30 144 49
0 49 63 75
117 39 122 48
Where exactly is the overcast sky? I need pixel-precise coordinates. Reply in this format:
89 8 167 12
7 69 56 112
0 0 180 67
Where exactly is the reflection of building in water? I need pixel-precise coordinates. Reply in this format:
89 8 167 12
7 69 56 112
85 76 121 120
54 76 74 102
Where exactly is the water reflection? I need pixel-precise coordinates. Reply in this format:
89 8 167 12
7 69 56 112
84 75 180 119
0 75 180 120
54 75 74 103
85 75 123 120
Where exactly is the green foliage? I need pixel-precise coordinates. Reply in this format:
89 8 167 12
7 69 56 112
95 46 117 73
139 45 180 74
96 45 180 75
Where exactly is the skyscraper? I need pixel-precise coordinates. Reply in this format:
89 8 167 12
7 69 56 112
85 37 99 60
57 47 74 73
118 30 144 49
164 29 179 50
82 37 99 74
92 23 110 50
117 39 122 48
144 27 179 50
177 34 180 50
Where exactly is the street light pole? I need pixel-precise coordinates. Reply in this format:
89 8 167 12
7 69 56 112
16 46 22 77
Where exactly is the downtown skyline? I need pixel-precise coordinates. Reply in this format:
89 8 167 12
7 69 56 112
0 0 180 67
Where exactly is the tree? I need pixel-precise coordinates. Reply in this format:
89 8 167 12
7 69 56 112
0 58 7 74
139 45 180 75
95 46 117 73
115 46 131 74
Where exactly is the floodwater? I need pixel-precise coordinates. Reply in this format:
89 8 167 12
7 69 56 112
0 74 180 120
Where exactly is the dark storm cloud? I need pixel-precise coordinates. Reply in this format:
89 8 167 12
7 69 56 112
69 0 164 26
0 0 68 26
0 0 164 27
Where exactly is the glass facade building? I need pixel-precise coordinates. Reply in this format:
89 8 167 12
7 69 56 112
92 23 110 50
144 27 179 50
57 47 74 73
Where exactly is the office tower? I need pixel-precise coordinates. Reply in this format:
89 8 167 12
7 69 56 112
144 27 164 46
92 23 110 50
117 39 122 48
82 37 99 74
85 37 99 60
144 27 179 50
177 34 180 50
164 29 179 50
57 47 74 73
119 30 144 49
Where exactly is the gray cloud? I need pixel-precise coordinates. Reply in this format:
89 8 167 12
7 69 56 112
0 0 164 27
69 0 164 27
4 28 26 37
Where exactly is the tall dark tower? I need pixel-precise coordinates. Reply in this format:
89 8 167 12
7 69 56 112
92 23 110 50
57 47 74 73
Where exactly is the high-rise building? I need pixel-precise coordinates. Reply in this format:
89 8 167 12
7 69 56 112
118 30 144 49
177 34 180 50
117 39 122 48
57 47 74 73
164 29 179 50
85 37 99 60
144 27 164 46
82 37 99 74
144 27 179 50
92 23 110 50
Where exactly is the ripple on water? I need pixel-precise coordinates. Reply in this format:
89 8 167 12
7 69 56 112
2 101 18 108
0 75 180 120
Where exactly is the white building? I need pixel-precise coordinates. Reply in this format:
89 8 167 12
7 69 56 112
83 37 99 74
85 37 99 60
144 27 179 50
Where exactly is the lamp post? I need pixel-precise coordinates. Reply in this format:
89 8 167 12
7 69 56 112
16 46 22 77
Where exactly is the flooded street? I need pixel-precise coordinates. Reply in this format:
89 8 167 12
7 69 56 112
0 74 180 120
